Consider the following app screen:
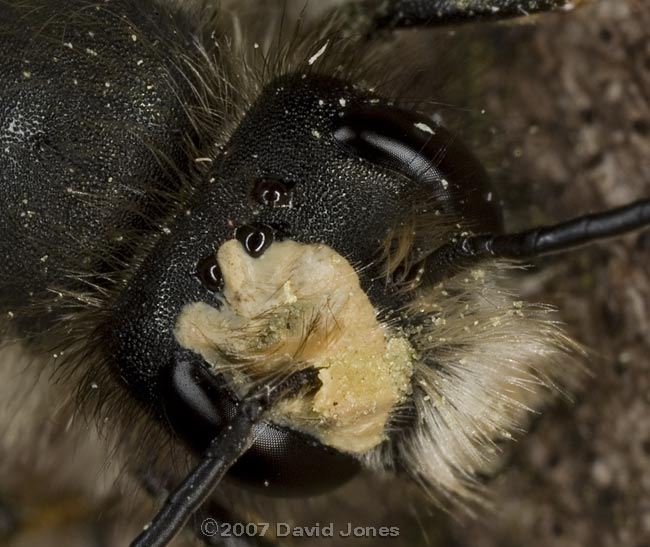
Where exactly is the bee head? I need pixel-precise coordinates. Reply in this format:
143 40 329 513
107 72 527 500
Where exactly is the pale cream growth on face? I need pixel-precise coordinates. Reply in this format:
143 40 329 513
175 239 414 454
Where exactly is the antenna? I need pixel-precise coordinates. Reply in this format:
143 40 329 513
426 198 650 283
131 366 319 547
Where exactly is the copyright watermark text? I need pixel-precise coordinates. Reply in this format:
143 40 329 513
200 520 400 539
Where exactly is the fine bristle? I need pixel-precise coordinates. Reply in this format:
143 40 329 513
365 263 584 508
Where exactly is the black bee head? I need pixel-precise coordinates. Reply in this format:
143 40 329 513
108 73 501 497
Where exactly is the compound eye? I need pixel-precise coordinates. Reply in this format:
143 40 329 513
228 421 361 497
163 354 360 497
333 107 445 185
252 177 292 207
333 106 504 232
196 254 223 292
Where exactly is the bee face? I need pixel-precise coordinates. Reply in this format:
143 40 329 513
107 71 507 495
104 74 415 494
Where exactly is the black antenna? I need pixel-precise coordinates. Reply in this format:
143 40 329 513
337 0 576 36
130 367 320 547
427 198 650 284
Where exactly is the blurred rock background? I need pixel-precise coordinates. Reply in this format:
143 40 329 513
449 1 650 546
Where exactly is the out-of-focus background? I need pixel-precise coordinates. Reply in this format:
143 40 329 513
450 0 650 544
431 0 650 545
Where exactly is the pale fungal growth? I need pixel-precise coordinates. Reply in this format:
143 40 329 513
175 239 415 453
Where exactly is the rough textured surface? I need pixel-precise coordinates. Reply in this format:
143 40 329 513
448 0 650 545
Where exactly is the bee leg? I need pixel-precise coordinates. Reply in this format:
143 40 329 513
338 0 581 33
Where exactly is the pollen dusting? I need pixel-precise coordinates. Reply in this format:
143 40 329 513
174 239 414 454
